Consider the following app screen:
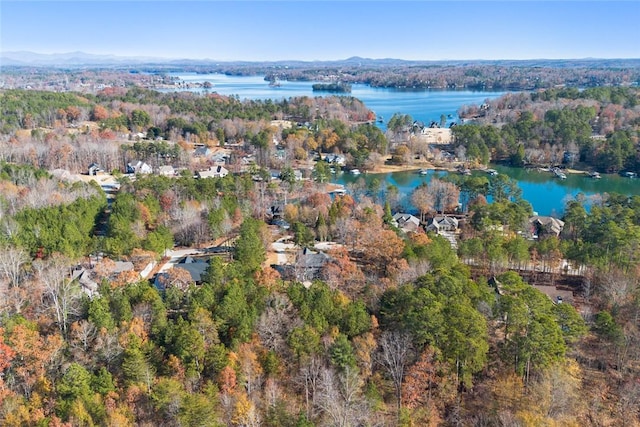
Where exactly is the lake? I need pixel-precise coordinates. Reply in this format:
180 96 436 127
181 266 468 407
167 73 506 130
332 166 640 216
165 73 638 216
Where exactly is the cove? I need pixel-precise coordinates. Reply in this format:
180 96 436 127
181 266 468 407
332 165 640 217
164 74 640 216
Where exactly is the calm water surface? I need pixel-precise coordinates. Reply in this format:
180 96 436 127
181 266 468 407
333 166 640 216
167 73 506 129
165 74 639 216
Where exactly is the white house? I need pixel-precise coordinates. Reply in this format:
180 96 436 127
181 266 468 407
158 165 176 176
88 163 104 176
324 154 346 166
426 215 459 233
127 161 153 175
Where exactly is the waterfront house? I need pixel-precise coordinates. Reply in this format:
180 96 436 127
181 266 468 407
426 215 459 233
325 153 346 166
273 169 303 181
529 216 565 238
392 213 421 233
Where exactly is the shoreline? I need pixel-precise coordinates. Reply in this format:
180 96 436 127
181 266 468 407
368 160 464 174
366 162 596 176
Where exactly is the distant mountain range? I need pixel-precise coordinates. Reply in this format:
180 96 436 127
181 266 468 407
0 51 173 66
2 51 640 69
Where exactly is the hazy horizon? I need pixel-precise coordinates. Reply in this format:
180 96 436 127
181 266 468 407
2 1 639 62
3 50 639 64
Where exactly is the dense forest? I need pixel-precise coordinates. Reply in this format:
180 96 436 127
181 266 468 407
2 58 639 93
1 75 640 426
451 86 640 173
264 63 640 91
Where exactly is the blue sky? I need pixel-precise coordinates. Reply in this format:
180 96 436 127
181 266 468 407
1 1 638 61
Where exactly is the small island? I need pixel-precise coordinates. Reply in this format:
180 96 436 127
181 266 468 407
312 82 352 93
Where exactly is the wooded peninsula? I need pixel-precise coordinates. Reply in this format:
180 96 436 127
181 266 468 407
0 62 639 427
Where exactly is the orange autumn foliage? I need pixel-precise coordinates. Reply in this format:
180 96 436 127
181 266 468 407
254 266 281 289
322 246 365 293
5 324 64 398
218 365 237 395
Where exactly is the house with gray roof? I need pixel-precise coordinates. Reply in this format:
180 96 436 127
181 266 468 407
392 213 421 233
88 163 104 176
426 215 459 233
71 267 98 297
177 256 209 283
127 161 153 175
295 248 330 284
529 216 565 238
194 146 212 157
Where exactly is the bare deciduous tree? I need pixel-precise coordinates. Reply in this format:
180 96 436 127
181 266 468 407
69 319 98 367
256 294 299 353
33 254 83 335
299 355 324 420
0 245 28 288
317 366 369 427
430 178 461 214
0 245 30 314
412 185 434 222
378 330 414 414
599 268 638 307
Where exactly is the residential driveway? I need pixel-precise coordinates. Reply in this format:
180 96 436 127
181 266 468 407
314 241 343 251
157 248 205 273
271 237 295 265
